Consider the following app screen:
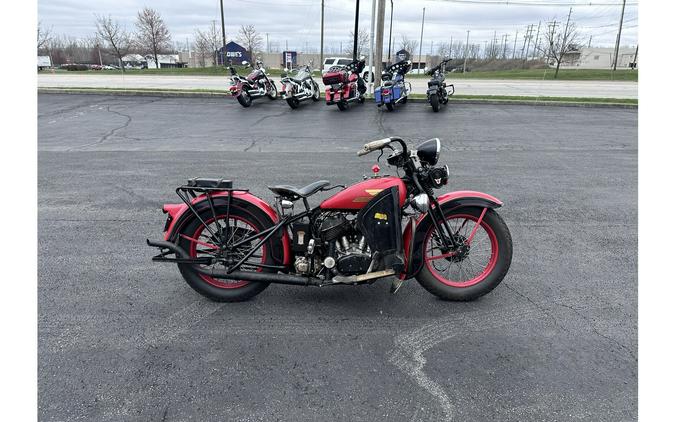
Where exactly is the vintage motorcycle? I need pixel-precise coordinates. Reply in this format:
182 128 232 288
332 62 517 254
322 58 367 111
374 59 412 111
228 60 278 107
280 63 321 109
426 57 455 112
148 137 512 302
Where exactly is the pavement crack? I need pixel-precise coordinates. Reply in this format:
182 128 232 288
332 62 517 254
388 305 539 421
243 139 257 152
553 300 638 363
66 105 133 151
503 282 571 334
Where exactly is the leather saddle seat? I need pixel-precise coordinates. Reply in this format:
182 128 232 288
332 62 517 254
268 180 330 199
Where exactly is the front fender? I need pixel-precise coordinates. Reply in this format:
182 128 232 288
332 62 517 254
161 191 291 265
400 190 503 279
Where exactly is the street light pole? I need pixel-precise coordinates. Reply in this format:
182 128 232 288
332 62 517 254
368 0 376 94
219 0 226 65
612 0 626 71
353 0 360 60
387 0 393 65
320 0 325 69
418 7 425 73
463 30 470 72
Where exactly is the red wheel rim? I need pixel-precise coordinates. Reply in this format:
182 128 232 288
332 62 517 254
423 213 499 288
185 215 267 289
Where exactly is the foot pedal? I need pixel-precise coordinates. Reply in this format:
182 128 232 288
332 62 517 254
390 278 405 294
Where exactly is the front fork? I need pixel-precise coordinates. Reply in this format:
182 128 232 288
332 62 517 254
427 196 487 251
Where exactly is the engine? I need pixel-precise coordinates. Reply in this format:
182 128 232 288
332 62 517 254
289 212 373 277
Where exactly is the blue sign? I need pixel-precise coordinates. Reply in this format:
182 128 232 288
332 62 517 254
218 41 251 65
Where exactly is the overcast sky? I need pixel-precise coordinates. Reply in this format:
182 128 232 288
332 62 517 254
38 0 638 53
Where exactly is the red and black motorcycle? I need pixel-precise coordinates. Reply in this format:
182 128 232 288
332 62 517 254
148 137 512 302
228 60 278 107
323 58 367 111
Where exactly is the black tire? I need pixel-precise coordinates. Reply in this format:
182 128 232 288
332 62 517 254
430 93 440 112
416 206 512 301
357 95 365 104
337 101 349 111
267 81 278 100
385 102 395 111
237 90 252 107
286 97 300 109
311 81 321 101
176 205 280 302
400 95 408 104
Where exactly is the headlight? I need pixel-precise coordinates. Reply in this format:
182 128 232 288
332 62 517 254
411 193 429 212
416 138 441 165
429 165 449 188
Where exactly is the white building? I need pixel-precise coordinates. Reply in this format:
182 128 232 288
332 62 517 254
561 47 638 69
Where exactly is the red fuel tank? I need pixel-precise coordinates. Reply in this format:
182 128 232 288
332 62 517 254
320 176 407 210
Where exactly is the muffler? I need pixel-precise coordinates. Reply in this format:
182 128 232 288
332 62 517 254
147 239 319 286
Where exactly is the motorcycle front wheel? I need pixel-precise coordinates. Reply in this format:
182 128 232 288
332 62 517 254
286 97 300 109
312 81 321 101
267 81 278 100
430 93 440 112
416 206 512 301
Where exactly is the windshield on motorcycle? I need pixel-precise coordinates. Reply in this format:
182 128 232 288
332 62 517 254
290 67 310 80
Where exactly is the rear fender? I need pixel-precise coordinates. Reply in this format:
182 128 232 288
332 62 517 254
400 190 503 279
162 191 291 266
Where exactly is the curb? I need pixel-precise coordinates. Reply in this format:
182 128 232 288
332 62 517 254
38 87 638 109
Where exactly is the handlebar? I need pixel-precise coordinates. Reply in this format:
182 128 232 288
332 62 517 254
357 137 408 157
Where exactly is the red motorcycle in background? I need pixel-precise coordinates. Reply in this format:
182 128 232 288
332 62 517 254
228 60 278 107
323 58 367 111
148 137 513 302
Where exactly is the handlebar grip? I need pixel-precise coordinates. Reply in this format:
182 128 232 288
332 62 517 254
356 138 392 156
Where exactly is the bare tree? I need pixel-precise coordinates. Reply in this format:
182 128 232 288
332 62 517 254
95 15 132 72
237 24 263 61
539 14 580 78
436 42 451 59
195 22 221 66
135 7 171 69
38 21 52 51
398 35 418 56
344 29 369 58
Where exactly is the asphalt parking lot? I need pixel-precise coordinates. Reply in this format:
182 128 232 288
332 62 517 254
38 94 637 421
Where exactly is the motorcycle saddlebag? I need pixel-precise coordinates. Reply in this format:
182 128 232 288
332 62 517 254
374 86 383 103
356 186 405 272
323 71 347 85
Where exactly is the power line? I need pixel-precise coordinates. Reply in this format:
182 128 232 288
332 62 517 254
427 0 637 6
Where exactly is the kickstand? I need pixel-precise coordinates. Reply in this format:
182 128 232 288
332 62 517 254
390 278 405 294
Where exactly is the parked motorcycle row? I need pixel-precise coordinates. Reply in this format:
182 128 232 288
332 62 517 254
228 57 455 111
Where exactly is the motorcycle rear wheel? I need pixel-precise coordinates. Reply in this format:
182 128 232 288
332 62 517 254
286 97 300 109
385 102 395 111
337 101 349 111
177 207 274 302
416 206 512 301
237 90 252 107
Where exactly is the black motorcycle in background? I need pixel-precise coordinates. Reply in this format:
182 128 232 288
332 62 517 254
280 63 321 109
228 60 278 108
426 57 454 112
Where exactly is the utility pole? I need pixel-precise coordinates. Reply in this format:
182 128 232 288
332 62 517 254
555 8 573 78
368 0 376 94
375 0 386 87
387 0 394 65
612 0 626 71
631 44 638 69
418 7 425 72
545 21 558 63
353 0 360 60
320 0 325 69
532 21 541 59
512 31 518 59
266 33 270 53
463 30 470 72
520 25 530 60
588 35 592 48
502 34 508 59
219 0 226 65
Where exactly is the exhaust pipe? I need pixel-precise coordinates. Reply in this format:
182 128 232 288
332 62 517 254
147 239 319 286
